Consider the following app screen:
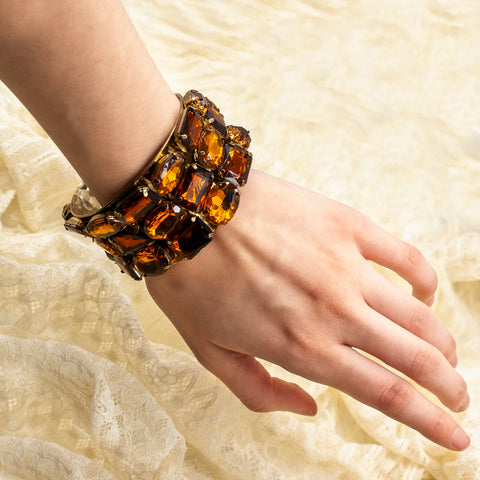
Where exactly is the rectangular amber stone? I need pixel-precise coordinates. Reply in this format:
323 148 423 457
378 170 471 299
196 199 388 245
169 216 213 259
175 106 204 154
110 233 151 254
115 188 159 225
177 167 213 210
221 145 252 186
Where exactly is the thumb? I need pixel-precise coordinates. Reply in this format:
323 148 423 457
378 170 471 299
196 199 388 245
204 344 317 416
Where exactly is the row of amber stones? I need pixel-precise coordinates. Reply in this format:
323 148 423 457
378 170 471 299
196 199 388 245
63 90 252 279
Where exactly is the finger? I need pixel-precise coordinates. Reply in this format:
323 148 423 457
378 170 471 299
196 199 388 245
361 265 457 366
329 346 470 451
202 343 318 416
345 306 469 413
354 217 438 305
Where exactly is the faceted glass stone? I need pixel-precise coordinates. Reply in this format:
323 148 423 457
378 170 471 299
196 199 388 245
221 145 253 186
183 90 208 114
177 166 213 210
150 153 186 195
169 216 214 259
110 233 151 254
205 103 227 137
197 129 224 170
133 245 170 276
86 213 126 238
175 107 204 154
203 182 240 225
116 187 159 225
143 203 187 239
70 184 102 217
95 238 119 256
227 125 251 149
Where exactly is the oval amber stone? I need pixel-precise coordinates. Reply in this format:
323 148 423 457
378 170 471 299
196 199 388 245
197 129 224 170
143 203 187 239
95 237 119 255
133 245 170 276
86 214 126 238
151 153 185 195
203 182 240 225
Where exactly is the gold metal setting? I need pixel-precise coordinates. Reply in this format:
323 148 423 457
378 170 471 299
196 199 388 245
62 90 253 280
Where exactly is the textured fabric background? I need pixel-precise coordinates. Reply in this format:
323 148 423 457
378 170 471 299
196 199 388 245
0 0 479 478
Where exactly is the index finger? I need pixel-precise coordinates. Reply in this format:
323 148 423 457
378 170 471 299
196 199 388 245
354 216 438 305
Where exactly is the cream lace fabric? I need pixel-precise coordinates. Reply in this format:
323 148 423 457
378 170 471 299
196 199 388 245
0 1 479 478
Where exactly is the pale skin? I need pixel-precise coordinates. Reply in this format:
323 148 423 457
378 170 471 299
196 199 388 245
0 0 470 451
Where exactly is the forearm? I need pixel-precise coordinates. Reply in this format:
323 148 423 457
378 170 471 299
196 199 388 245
0 0 179 204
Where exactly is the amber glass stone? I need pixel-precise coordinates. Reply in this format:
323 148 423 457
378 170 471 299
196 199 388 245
175 107 204 154
95 238 119 256
197 129 224 170
183 90 208 114
86 213 126 238
205 103 227 137
143 203 187 239
203 182 240 225
133 245 170 276
116 188 159 225
227 125 251 149
150 153 186 195
221 145 253 186
113 255 143 281
177 166 213 209
169 216 214 259
110 234 151 254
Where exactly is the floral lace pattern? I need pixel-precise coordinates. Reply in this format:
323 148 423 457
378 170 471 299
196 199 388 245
0 1 479 479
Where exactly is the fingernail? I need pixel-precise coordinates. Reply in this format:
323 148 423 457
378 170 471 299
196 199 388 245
457 392 470 412
451 427 470 450
450 354 458 368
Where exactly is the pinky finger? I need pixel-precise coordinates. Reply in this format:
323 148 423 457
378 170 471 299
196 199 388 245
202 343 318 417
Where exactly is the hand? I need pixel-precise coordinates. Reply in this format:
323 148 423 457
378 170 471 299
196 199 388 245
145 169 470 451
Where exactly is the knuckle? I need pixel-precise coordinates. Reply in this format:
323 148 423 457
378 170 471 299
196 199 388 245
242 397 270 413
403 243 438 294
410 348 438 379
240 378 275 413
404 244 424 267
405 304 427 335
430 410 449 439
376 380 411 413
445 334 457 361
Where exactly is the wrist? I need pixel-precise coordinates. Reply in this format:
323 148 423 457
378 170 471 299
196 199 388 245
0 0 181 205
